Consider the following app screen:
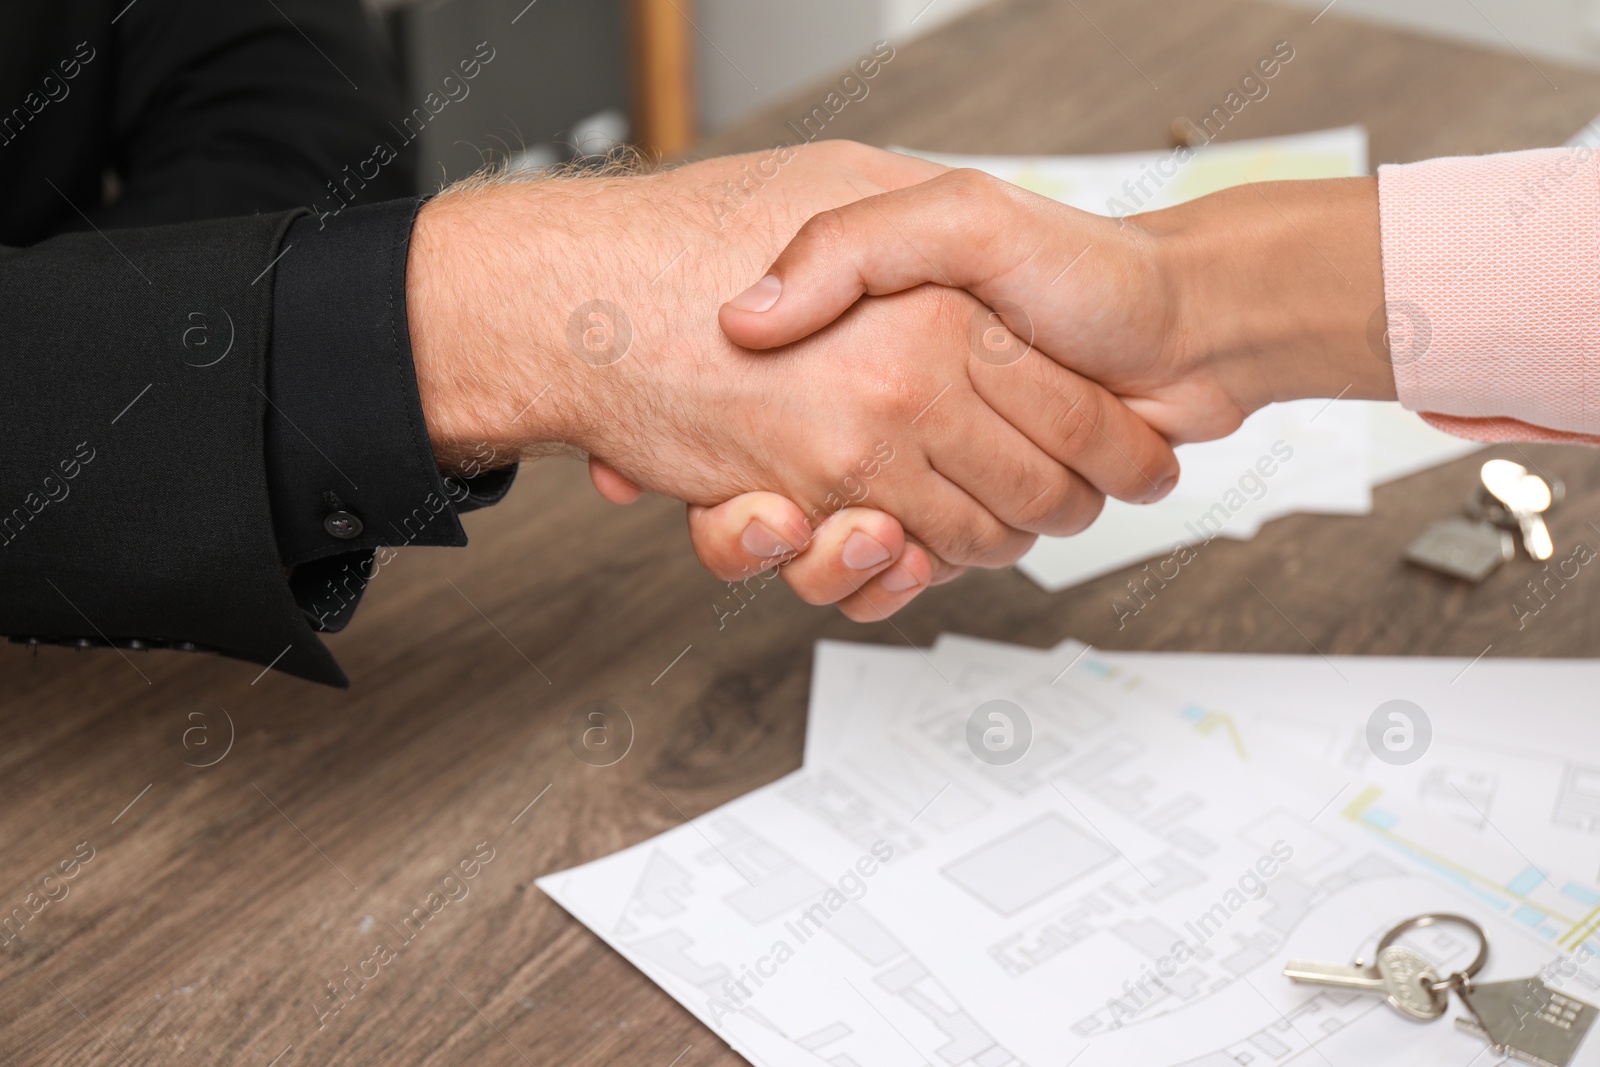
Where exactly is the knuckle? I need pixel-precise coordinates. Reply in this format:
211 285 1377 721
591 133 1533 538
978 529 1036 568
920 550 957 584
917 513 980 567
822 436 873 484
954 528 994 566
1010 477 1073 532
796 207 851 257
948 167 1030 211
856 370 922 424
931 513 1016 568
943 168 1026 218
1047 386 1103 458
946 167 1001 196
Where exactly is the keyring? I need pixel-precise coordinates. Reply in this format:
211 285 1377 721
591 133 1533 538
1374 913 1489 992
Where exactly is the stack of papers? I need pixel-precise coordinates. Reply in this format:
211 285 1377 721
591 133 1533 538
541 638 1600 1066
903 129 1481 591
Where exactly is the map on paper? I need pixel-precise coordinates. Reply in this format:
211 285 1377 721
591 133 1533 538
541 637 1600 1066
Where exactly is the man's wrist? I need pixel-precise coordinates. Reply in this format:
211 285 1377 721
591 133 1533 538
1147 177 1396 412
406 188 587 468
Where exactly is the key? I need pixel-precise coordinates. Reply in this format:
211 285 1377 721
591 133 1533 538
1467 482 1565 528
1453 975 1599 1067
1508 477 1554 561
1284 944 1449 1020
1479 460 1552 558
1405 517 1514 582
1481 460 1556 561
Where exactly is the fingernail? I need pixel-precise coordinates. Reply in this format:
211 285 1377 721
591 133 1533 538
1143 474 1179 504
880 563 921 592
842 532 891 570
728 275 782 313
742 520 794 558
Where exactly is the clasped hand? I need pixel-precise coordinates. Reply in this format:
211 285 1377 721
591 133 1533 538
658 148 1390 618
412 140 1386 619
528 143 1186 614
576 151 1239 616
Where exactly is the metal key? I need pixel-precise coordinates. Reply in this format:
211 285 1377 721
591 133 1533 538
1481 460 1556 561
1284 944 1450 1020
1454 975 1600 1067
1405 516 1514 581
1467 480 1566 529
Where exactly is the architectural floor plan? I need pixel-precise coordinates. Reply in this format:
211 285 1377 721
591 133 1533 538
540 637 1600 1065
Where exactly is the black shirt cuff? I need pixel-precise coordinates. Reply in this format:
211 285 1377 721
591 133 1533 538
265 197 517 631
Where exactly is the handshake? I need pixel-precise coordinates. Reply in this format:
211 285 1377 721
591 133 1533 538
408 140 1396 618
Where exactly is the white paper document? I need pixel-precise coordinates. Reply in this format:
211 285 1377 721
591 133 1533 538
902 126 1371 216
541 637 1600 1066
1015 399 1377 591
899 128 1481 592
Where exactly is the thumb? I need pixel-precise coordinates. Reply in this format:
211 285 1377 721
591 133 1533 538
718 169 1029 352
718 203 888 351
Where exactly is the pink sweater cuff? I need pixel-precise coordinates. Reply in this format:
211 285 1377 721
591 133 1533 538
1377 147 1600 445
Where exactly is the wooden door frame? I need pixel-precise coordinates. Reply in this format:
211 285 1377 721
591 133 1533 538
631 0 697 158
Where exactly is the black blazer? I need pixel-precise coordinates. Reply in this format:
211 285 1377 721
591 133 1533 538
0 1 420 685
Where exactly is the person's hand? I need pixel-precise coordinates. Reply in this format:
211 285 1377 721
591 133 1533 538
691 170 1395 616
592 442 964 622
685 492 971 622
718 169 1393 444
404 142 1181 574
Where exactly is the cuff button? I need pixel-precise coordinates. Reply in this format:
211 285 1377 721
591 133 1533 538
324 510 364 540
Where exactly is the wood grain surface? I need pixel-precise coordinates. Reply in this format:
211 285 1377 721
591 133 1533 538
6 1 1600 1063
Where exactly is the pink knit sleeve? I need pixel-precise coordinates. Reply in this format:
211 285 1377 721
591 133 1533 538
1377 147 1600 445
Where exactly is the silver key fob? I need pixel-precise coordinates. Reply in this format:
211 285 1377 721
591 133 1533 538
1455 976 1598 1067
1405 518 1515 582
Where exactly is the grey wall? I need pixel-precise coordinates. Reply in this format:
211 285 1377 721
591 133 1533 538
386 0 1005 176
695 0 992 132
399 0 629 187
696 0 881 132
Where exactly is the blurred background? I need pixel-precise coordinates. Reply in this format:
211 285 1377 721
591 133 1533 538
371 0 986 180
370 0 1600 183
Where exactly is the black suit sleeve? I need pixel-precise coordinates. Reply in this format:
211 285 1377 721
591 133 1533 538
0 211 350 686
266 198 517 636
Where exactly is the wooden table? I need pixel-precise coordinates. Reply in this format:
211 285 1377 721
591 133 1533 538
6 1 1600 1063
